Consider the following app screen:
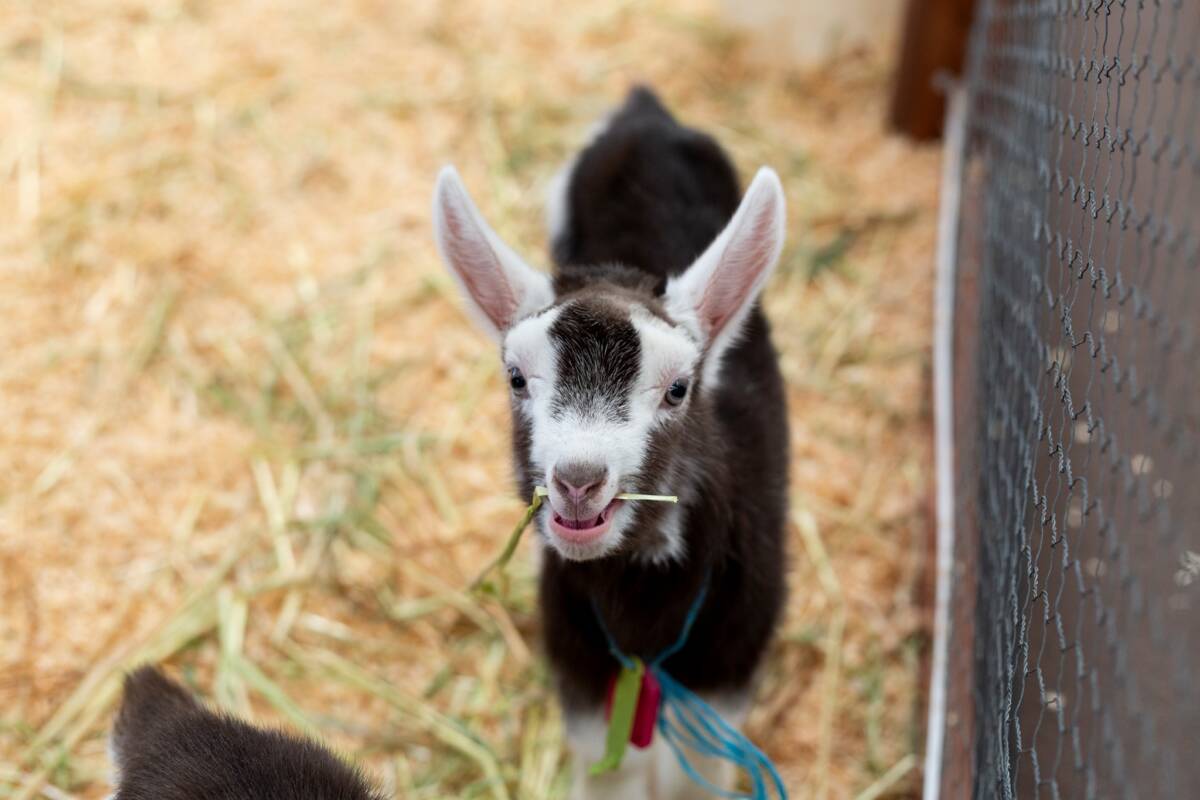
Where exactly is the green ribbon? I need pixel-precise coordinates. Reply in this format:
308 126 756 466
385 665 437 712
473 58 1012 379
589 657 645 776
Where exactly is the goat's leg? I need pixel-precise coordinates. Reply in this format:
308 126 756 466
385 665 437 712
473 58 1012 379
565 710 656 800
651 691 752 800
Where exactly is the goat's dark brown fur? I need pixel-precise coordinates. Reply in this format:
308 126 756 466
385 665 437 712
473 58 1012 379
110 667 384 800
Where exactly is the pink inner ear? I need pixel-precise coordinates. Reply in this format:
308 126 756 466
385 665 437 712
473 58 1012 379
441 190 517 330
697 196 778 337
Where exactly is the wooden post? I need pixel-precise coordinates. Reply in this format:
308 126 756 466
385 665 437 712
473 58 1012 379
889 0 977 140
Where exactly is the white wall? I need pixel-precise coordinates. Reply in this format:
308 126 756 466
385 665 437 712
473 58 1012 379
720 0 905 65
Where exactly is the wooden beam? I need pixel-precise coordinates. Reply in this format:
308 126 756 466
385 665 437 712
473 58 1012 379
889 0 976 140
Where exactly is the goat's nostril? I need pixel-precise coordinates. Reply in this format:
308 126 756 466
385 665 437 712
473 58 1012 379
551 474 583 500
563 482 594 501
552 462 609 502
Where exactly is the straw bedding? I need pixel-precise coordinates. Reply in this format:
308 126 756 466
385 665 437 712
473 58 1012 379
0 1 940 797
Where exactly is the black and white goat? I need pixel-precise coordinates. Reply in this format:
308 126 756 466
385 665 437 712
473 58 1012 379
433 87 789 798
107 667 384 800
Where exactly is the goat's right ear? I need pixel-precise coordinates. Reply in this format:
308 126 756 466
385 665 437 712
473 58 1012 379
432 166 554 340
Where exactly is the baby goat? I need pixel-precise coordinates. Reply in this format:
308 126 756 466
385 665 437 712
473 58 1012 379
433 87 788 798
108 667 384 800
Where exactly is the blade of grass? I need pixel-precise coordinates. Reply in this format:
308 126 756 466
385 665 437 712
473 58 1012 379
131 283 179 371
216 587 250 714
853 753 916 800
231 656 317 736
468 490 544 593
794 505 844 800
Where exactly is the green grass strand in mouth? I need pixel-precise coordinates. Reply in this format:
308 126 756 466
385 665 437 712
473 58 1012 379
469 487 678 592
533 485 679 503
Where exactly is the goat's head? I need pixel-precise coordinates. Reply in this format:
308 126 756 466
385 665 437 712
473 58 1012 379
432 166 785 562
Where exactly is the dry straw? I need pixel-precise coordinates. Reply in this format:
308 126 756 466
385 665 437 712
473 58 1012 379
0 1 938 797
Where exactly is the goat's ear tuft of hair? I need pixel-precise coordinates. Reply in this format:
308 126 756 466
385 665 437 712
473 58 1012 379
111 666 199 768
664 167 786 366
432 165 555 340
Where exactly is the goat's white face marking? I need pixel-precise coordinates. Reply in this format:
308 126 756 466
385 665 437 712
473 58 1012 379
504 299 699 561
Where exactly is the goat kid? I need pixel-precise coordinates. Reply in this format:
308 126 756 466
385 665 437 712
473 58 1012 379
107 667 384 800
433 87 789 799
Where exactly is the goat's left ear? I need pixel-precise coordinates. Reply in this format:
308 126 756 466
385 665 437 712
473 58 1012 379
664 167 786 361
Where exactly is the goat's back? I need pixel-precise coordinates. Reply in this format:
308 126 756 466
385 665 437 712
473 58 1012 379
552 87 742 278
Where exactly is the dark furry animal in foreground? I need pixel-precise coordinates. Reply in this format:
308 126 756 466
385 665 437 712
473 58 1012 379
109 666 384 800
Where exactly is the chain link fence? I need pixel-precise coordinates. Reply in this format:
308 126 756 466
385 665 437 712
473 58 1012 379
935 1 1200 798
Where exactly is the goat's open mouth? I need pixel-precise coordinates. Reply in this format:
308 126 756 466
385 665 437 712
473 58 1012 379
548 498 622 544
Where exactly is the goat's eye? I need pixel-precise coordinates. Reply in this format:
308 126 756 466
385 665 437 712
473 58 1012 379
509 367 528 395
665 378 689 406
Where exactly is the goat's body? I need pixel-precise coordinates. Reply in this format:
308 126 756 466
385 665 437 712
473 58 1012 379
109 667 383 800
432 83 789 798
539 88 789 794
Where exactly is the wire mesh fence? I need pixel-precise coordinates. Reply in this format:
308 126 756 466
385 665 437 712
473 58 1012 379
943 1 1200 798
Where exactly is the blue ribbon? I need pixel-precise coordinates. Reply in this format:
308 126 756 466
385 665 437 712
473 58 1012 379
592 576 788 799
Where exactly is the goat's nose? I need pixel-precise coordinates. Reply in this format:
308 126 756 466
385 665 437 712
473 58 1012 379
552 462 608 503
